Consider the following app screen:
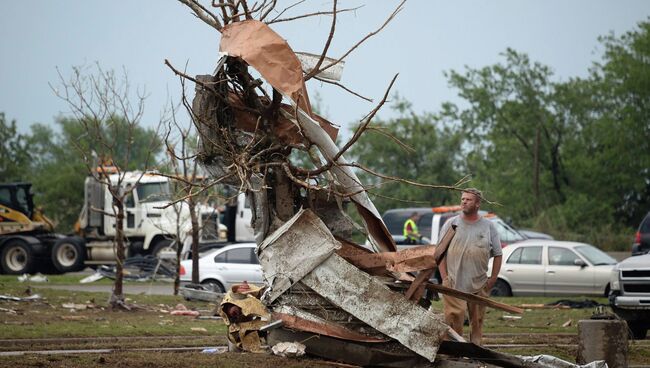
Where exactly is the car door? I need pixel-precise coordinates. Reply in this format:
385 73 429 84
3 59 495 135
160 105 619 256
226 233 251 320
214 247 262 289
501 245 545 295
545 246 593 295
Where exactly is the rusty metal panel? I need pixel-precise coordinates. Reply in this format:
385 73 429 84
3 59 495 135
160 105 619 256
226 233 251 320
258 208 340 303
301 253 448 362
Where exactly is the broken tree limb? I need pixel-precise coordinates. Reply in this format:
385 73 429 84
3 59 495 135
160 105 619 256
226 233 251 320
425 283 524 315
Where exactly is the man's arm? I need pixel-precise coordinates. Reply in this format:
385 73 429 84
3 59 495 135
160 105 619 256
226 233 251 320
439 257 448 281
486 255 502 290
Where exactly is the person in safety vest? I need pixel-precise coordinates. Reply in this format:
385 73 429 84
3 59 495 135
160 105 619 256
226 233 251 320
403 212 422 244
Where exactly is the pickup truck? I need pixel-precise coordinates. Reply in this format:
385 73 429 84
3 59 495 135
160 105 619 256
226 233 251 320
609 253 650 339
381 206 529 248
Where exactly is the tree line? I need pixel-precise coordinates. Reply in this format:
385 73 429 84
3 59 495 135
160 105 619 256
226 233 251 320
2 19 649 250
350 19 650 250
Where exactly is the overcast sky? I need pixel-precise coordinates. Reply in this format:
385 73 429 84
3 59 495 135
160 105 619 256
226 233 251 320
1 1 649 139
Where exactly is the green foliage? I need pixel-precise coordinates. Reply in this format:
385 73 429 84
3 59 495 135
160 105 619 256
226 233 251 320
0 115 163 232
442 49 574 221
348 98 463 213
0 113 31 181
349 20 650 249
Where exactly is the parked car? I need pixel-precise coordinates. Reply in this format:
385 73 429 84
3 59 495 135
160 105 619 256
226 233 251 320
488 240 617 297
632 211 650 255
179 243 263 293
519 229 554 240
609 252 650 339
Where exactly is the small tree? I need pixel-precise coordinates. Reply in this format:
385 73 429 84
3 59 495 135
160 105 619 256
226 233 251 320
162 101 209 293
53 64 162 308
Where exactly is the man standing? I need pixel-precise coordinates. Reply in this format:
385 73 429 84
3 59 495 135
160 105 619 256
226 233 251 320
439 188 502 345
403 212 422 244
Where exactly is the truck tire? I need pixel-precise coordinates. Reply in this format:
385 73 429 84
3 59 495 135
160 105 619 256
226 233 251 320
150 239 177 269
1 239 35 274
51 237 86 273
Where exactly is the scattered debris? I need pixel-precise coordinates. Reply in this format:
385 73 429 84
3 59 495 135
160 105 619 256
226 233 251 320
545 300 605 309
179 284 223 303
97 255 175 281
196 316 222 320
190 327 208 333
218 283 270 353
518 354 607 368
271 342 306 358
60 315 88 321
562 319 573 327
201 347 227 354
501 315 523 321
79 272 105 284
17 274 48 283
0 294 42 302
0 307 17 314
170 304 200 317
62 303 95 310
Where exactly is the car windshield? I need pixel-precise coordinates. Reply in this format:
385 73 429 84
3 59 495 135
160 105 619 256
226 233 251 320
490 217 526 243
136 182 171 203
574 245 617 265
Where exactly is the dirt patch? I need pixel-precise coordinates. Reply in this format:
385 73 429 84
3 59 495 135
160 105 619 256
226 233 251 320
3 351 338 368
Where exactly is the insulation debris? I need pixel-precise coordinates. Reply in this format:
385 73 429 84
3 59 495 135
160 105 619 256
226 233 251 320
218 283 270 353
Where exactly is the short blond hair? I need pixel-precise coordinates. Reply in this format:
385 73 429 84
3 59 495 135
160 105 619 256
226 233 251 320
462 187 483 202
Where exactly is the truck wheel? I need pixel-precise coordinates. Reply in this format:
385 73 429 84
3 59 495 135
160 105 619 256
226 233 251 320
150 239 178 271
1 240 35 274
630 325 648 340
52 238 86 273
150 239 176 258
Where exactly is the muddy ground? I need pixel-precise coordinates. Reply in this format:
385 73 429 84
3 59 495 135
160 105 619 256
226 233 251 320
1 281 649 367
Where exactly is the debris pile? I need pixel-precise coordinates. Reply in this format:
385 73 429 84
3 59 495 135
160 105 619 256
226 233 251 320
174 2 607 367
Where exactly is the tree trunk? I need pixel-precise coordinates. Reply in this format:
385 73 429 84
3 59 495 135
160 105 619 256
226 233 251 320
111 198 125 307
190 199 200 285
533 126 540 215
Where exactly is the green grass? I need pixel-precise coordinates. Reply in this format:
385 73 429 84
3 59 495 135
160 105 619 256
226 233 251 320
0 274 175 285
0 281 226 340
429 295 611 335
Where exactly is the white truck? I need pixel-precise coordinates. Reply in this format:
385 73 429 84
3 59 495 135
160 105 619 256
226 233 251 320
49 171 193 273
609 253 650 339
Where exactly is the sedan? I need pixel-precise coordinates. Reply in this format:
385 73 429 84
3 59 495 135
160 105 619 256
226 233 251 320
180 243 264 293
489 240 617 297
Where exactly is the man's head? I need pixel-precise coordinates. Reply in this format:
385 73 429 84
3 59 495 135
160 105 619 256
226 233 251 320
460 188 482 216
409 212 420 221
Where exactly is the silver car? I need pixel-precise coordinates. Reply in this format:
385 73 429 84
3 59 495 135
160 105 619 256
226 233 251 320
489 240 617 296
180 243 264 293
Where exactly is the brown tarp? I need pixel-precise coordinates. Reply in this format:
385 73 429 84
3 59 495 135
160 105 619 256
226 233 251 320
220 20 338 141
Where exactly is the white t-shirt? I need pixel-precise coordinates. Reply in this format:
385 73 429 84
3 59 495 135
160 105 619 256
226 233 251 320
440 215 502 293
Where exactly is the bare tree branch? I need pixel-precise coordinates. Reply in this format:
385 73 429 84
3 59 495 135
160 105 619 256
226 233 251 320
178 0 223 32
303 0 337 81
313 75 373 102
267 5 361 24
312 0 405 77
